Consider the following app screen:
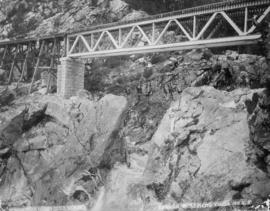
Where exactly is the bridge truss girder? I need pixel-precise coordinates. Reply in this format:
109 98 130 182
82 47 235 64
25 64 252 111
67 0 270 58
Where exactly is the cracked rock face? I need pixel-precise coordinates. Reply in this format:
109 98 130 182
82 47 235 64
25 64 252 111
0 94 127 207
142 86 270 208
245 88 270 178
84 86 270 211
0 49 269 210
0 0 134 39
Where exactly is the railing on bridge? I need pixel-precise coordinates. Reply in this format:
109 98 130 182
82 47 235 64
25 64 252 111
66 0 270 58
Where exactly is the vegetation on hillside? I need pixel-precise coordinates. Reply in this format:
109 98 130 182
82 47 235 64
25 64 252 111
0 0 231 38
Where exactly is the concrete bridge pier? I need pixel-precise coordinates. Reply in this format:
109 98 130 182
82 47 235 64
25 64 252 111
57 57 84 98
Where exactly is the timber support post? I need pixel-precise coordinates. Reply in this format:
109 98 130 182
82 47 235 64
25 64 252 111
17 43 31 87
8 45 19 84
46 38 57 94
0 45 7 68
29 40 45 94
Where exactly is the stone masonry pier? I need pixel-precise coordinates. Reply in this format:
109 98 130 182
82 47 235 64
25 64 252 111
57 57 84 98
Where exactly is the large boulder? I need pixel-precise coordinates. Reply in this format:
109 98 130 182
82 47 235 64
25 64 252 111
0 94 127 207
86 86 270 211
143 86 270 209
0 88 16 107
0 69 6 82
245 87 270 174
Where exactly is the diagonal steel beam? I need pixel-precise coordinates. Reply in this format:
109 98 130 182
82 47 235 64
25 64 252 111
174 19 193 40
93 31 105 51
154 20 173 45
136 25 152 45
68 36 80 54
196 12 218 40
105 31 119 49
80 35 92 52
120 26 136 48
220 11 244 35
248 5 270 34
207 20 223 39
79 35 92 52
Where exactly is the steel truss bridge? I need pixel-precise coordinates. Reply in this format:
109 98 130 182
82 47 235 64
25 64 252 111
0 0 269 92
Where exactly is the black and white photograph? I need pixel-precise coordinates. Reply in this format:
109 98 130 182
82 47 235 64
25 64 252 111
0 0 269 210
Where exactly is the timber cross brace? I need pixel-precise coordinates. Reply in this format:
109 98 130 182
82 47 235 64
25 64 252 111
0 0 269 94
0 37 64 93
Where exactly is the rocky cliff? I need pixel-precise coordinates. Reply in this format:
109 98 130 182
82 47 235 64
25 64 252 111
0 92 127 208
92 86 270 211
0 0 227 39
0 49 269 210
0 0 146 39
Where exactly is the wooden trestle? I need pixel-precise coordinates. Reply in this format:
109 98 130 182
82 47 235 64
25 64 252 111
0 37 64 93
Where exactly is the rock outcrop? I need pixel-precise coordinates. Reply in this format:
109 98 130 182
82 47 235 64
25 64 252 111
0 0 135 39
0 0 220 39
0 93 127 208
246 85 270 177
87 50 269 98
0 49 269 210
85 50 269 157
143 87 270 209
90 86 270 211
0 88 16 107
